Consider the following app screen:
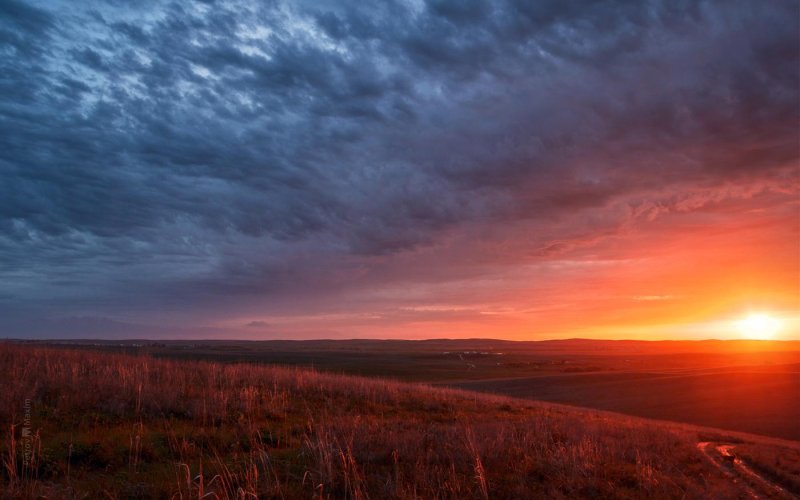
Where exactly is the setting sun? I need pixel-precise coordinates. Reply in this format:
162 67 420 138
736 313 782 340
1 1 799 498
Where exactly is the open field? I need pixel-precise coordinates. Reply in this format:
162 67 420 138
2 342 800 498
24 338 800 440
25 338 800 380
448 366 800 441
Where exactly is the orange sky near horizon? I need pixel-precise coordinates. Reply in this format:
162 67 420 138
230 178 800 341
2 1 798 342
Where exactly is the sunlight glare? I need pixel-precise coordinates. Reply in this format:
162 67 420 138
736 313 781 340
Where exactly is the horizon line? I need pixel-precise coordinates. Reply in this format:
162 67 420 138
3 337 799 343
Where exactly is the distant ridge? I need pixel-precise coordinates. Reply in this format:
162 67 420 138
7 337 800 354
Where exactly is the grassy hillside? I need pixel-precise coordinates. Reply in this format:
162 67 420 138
1 343 796 498
451 367 800 440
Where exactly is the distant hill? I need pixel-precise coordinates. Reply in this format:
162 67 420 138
15 336 800 354
1 342 798 498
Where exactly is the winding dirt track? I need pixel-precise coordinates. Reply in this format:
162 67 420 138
696 442 794 499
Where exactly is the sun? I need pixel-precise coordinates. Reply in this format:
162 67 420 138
736 313 781 340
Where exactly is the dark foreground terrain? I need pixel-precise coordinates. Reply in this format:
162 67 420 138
449 366 800 441
31 337 800 440
2 342 800 498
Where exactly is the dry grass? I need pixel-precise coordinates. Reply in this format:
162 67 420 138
0 343 744 498
735 442 800 495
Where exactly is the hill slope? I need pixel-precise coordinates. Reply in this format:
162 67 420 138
450 366 800 440
1 344 797 498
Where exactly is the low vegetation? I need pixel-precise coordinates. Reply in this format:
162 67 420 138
735 442 800 494
0 343 781 498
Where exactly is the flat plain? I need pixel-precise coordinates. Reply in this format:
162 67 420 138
3 339 798 498
38 338 800 439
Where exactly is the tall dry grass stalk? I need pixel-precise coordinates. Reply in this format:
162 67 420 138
0 342 740 499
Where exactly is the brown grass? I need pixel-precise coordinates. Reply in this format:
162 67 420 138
735 442 800 495
0 343 749 498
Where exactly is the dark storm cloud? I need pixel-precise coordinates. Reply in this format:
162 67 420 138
0 0 797 336
0 0 52 36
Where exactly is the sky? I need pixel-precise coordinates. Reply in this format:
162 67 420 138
0 0 798 340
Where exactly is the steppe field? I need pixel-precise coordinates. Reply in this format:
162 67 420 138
2 341 799 498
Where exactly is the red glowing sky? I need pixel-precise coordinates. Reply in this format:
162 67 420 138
1 1 798 340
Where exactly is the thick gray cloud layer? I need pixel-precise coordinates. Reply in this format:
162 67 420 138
0 0 798 337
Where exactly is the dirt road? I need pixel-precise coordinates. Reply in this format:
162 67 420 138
696 441 794 499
